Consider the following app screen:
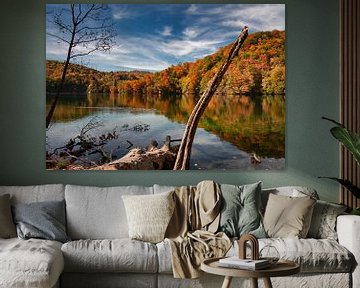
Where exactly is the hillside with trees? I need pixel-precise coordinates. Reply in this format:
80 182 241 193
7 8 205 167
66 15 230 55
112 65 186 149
46 30 285 98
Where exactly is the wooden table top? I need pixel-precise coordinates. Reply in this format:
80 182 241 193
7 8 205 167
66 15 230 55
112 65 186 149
201 257 300 278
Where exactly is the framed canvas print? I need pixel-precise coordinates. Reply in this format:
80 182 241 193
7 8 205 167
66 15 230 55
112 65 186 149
46 4 285 170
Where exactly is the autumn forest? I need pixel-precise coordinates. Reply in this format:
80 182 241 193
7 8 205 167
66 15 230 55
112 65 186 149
47 30 285 99
46 29 285 170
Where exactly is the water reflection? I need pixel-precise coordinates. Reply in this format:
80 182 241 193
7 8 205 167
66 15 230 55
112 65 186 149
47 92 285 160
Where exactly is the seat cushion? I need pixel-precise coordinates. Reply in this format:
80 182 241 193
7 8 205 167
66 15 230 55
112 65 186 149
157 238 354 274
0 238 64 288
61 239 158 273
227 238 354 273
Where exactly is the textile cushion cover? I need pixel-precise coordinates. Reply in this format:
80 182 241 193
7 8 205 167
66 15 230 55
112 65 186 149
61 239 158 273
0 184 65 204
157 237 353 274
122 191 175 243
65 185 153 239
12 200 70 243
308 200 347 240
218 182 266 238
263 193 316 238
261 186 319 213
0 194 16 238
61 273 157 288
0 238 64 288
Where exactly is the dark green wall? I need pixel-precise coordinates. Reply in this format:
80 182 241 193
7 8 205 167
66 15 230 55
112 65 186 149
0 0 340 202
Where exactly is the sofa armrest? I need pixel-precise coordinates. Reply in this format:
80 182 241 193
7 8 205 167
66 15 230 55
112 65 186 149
337 215 360 288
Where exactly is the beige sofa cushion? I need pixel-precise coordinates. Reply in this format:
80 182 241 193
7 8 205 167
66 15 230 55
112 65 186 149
263 193 316 238
261 186 319 213
62 239 158 273
122 191 175 243
0 238 63 288
65 185 153 239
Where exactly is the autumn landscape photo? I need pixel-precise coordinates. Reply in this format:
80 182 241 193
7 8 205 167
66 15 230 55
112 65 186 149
46 4 285 170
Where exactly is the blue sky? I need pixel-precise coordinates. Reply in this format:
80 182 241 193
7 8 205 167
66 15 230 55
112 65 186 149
46 4 285 72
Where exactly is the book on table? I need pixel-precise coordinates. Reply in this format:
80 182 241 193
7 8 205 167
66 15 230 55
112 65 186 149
218 257 271 270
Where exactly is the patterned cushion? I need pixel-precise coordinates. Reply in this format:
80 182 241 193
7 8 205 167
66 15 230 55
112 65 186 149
307 200 347 240
122 191 175 243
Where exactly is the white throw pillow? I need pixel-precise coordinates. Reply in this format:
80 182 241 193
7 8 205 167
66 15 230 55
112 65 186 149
122 191 175 243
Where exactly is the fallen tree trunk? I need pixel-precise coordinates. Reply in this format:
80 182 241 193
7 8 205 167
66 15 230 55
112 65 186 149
173 26 249 170
94 141 178 170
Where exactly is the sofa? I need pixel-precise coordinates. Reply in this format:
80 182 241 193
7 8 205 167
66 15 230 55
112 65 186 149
0 183 359 288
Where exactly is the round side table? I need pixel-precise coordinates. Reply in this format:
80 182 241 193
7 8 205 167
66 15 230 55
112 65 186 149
201 257 300 288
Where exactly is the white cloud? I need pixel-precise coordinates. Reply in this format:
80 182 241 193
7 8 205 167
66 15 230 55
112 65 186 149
182 27 200 39
46 4 285 72
160 26 173 37
224 4 285 31
111 6 132 20
160 39 221 57
185 4 285 32
186 4 199 15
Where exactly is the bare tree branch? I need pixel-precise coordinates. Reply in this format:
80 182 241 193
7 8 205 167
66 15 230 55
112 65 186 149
46 33 71 44
46 4 116 128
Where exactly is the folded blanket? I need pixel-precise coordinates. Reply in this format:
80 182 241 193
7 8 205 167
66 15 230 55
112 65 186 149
165 180 231 278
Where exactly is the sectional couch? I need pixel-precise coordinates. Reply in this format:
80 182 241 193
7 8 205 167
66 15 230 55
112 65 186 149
0 183 359 288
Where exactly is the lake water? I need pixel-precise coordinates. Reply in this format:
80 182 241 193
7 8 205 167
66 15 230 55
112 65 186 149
46 92 285 170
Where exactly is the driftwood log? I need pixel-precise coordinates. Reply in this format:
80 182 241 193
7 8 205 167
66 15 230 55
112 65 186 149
94 139 178 170
173 26 249 170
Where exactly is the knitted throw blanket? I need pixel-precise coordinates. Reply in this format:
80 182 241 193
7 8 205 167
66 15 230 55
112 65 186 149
165 181 231 278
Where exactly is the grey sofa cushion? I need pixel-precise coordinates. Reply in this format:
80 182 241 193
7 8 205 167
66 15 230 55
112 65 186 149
62 239 158 273
12 200 70 243
0 238 64 288
0 184 65 204
65 185 153 239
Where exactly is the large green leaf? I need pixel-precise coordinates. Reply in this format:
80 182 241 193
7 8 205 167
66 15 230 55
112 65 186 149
322 117 360 165
318 177 360 198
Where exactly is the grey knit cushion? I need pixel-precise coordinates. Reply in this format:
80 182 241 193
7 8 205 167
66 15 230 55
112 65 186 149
12 200 70 243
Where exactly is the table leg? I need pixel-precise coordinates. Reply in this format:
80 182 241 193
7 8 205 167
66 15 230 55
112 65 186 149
221 276 233 288
251 278 258 288
263 277 273 288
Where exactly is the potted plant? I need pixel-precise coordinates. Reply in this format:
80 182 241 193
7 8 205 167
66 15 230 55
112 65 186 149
320 117 360 215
